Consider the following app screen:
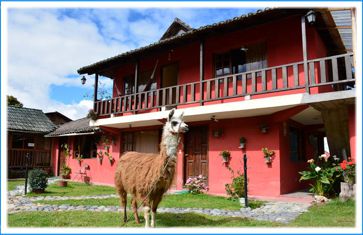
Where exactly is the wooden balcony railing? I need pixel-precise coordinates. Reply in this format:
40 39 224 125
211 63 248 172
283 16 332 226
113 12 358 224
8 149 51 169
95 53 354 116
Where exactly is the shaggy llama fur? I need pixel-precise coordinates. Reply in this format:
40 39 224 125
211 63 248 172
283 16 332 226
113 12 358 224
114 109 188 228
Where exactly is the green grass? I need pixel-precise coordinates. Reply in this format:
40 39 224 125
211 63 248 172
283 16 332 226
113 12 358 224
289 199 355 227
8 211 278 227
26 182 116 197
8 179 25 191
37 194 263 210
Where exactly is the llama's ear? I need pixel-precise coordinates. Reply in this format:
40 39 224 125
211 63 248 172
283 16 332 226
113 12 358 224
179 111 184 119
168 108 175 121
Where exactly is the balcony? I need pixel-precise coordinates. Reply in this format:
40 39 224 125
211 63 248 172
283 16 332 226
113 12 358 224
94 53 354 117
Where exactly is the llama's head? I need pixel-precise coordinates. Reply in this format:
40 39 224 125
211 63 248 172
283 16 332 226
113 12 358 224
164 108 188 134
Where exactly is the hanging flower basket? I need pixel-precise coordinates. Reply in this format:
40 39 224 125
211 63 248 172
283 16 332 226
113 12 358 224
264 156 272 164
262 147 274 164
219 150 231 164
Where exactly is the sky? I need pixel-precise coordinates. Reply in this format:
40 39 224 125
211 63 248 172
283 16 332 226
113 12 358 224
7 7 258 120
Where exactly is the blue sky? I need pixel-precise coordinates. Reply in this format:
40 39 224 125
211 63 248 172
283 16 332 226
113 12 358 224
8 8 257 119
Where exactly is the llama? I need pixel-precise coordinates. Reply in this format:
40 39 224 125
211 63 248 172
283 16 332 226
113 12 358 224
114 109 188 228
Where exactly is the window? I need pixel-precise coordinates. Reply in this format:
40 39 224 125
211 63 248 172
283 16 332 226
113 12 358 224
123 75 135 95
214 43 267 77
122 130 159 154
289 126 305 161
74 135 97 159
138 70 157 92
11 133 35 149
122 132 135 153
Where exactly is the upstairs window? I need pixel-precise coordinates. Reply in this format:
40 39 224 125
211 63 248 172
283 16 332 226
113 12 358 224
123 75 135 95
214 42 267 77
138 70 157 92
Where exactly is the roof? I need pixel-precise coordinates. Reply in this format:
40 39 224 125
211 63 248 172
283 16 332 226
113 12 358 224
330 9 353 51
160 17 193 40
45 111 72 127
45 117 99 137
78 8 345 76
8 106 56 134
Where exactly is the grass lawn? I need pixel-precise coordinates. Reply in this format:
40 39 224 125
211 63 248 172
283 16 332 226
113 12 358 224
8 179 25 191
26 182 116 197
289 199 355 227
8 211 278 227
37 194 263 210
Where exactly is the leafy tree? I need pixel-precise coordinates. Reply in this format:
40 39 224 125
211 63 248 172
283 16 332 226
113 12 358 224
7 95 23 108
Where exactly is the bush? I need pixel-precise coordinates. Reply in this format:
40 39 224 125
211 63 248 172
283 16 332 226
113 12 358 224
60 165 71 178
299 154 342 197
184 175 208 194
28 169 48 191
225 170 245 199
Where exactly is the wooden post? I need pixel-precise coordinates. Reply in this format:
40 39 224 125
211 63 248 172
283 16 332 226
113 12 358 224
199 40 204 105
301 15 310 93
93 73 99 111
351 8 356 68
134 61 139 113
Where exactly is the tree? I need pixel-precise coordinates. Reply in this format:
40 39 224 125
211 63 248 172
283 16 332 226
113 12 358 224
7 95 23 108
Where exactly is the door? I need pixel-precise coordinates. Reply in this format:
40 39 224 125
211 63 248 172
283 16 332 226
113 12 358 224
184 126 209 183
161 63 178 108
58 137 68 176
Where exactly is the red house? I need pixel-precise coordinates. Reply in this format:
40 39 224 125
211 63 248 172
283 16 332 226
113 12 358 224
49 8 356 197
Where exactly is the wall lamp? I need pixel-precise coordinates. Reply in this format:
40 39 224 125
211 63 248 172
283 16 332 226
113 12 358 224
81 76 87 85
305 10 316 25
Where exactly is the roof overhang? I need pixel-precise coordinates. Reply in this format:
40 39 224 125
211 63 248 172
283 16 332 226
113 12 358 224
90 90 355 129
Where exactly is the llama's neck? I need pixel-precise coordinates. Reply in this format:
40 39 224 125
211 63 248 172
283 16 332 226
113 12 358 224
160 128 179 158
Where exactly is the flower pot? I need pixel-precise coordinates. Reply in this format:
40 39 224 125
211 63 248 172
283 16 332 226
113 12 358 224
264 157 272 164
339 182 355 201
98 158 103 164
32 188 45 194
109 158 114 166
83 176 91 185
58 180 68 187
222 156 230 163
238 143 246 149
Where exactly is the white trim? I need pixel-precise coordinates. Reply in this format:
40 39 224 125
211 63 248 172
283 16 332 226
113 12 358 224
49 132 95 137
90 90 355 129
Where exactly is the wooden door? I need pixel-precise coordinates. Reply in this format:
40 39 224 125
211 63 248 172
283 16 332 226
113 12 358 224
184 126 209 183
161 63 178 108
58 137 68 176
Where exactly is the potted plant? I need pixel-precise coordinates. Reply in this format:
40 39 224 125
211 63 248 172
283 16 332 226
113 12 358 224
105 151 114 165
97 151 104 164
58 164 71 187
260 124 269 133
262 147 274 164
76 154 83 166
238 137 247 149
339 159 356 201
87 109 98 120
219 150 231 163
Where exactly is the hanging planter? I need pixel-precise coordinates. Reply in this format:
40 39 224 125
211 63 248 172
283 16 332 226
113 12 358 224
97 151 104 165
262 147 274 164
219 150 231 164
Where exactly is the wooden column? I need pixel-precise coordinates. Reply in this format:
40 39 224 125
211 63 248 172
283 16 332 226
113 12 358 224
134 61 139 113
199 40 204 105
93 73 99 111
301 15 309 93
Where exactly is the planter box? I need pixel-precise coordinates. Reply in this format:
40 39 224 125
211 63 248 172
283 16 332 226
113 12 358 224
339 182 355 201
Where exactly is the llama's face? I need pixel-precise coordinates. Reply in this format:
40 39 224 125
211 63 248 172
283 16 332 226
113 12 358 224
166 109 188 134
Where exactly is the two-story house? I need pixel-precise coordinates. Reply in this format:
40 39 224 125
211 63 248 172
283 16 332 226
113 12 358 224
50 8 356 197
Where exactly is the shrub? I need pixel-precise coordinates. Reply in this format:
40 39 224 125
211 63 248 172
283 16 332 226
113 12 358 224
28 168 48 191
225 169 245 199
184 175 208 194
299 154 342 197
340 159 356 184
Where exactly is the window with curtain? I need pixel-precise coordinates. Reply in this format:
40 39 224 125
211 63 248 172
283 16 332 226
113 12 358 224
214 42 267 77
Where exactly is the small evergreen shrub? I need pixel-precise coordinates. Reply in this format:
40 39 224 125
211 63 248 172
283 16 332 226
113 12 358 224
28 168 48 192
225 169 245 199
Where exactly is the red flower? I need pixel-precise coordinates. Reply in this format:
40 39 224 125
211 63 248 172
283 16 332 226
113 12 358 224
340 162 347 170
348 160 355 166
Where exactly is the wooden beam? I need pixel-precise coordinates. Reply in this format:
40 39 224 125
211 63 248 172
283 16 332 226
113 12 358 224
199 40 204 105
301 15 309 93
93 74 99 111
351 8 356 68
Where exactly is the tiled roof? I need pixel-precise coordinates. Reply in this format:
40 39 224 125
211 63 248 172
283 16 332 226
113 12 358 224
8 106 56 133
45 118 99 137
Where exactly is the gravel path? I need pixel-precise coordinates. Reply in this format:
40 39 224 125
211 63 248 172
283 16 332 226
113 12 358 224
8 185 310 224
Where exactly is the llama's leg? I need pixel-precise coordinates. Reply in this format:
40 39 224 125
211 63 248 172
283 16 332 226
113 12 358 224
131 197 140 224
151 196 162 228
143 205 151 228
119 191 128 223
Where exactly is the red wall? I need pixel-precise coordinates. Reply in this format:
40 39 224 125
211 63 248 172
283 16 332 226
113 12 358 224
110 15 328 114
348 105 356 160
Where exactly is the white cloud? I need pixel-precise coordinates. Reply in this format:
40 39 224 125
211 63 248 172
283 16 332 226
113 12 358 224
7 8 256 120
